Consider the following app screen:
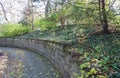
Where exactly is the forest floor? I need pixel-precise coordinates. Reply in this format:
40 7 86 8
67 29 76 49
20 25 120 78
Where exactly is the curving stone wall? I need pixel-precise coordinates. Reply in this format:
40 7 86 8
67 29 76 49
0 38 78 78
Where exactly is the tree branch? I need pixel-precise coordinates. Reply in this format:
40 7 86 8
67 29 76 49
0 2 8 22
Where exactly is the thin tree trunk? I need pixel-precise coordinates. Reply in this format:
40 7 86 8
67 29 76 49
60 14 65 29
101 0 109 34
60 5 65 29
98 0 102 23
31 0 34 30
54 0 58 12
45 0 50 19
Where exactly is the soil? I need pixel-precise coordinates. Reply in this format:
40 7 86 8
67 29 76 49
0 52 8 78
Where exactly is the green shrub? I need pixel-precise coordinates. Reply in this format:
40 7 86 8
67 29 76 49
34 19 56 31
34 19 41 28
33 13 59 31
113 16 120 27
0 23 30 37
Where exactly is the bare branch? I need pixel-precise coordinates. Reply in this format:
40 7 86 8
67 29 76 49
0 2 8 22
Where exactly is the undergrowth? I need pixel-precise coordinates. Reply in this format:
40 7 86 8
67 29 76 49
0 23 30 37
74 33 120 78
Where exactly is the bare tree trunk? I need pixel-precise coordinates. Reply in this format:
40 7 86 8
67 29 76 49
60 14 65 29
60 6 65 29
54 0 58 12
31 0 34 30
45 0 50 19
98 0 102 23
0 2 8 22
101 0 109 34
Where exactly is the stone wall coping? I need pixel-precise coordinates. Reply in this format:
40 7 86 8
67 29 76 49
0 37 73 47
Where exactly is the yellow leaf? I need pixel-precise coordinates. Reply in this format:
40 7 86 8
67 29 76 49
89 68 97 74
97 75 108 78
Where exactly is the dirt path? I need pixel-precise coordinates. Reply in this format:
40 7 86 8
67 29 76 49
0 47 61 78
0 52 8 78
